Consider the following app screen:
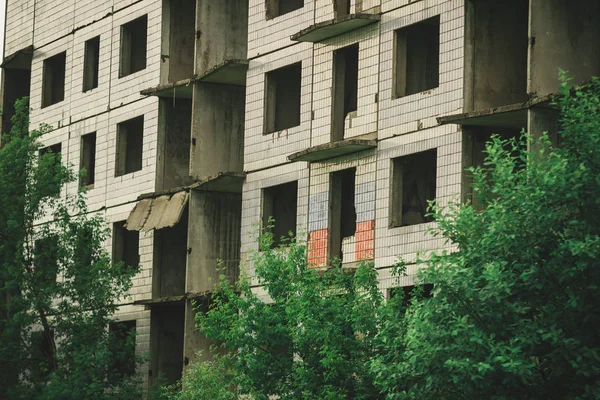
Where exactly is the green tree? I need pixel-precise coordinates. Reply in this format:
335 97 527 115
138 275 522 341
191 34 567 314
371 77 600 399
0 98 141 399
197 232 384 400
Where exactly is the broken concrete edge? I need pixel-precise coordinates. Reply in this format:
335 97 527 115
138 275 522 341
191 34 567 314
133 290 212 306
139 77 196 97
288 139 377 163
290 13 381 43
436 94 556 125
188 171 247 192
139 59 249 96
135 172 247 201
1 45 34 69
195 59 249 86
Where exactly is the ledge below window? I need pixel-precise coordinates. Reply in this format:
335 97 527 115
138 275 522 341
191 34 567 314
196 59 249 86
288 139 377 162
437 95 554 128
291 14 380 43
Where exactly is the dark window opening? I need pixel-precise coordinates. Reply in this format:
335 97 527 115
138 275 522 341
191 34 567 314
2 67 31 135
42 52 66 108
394 16 440 98
266 0 304 19
112 221 139 271
34 237 59 286
83 36 100 92
153 207 188 298
150 305 184 387
119 15 148 78
391 149 437 227
329 168 357 262
264 63 302 133
39 143 62 197
80 132 96 187
115 116 144 177
465 0 528 111
108 320 136 381
30 330 55 381
164 0 196 82
263 181 298 247
388 283 434 307
334 0 351 17
331 44 359 141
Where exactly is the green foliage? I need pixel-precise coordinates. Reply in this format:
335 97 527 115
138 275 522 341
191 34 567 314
157 353 238 400
371 76 600 399
197 231 384 399
0 98 141 399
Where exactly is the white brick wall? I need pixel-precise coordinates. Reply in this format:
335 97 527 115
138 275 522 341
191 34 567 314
242 0 468 297
378 0 464 140
4 0 35 57
311 23 380 147
244 42 314 171
247 0 314 58
240 163 310 279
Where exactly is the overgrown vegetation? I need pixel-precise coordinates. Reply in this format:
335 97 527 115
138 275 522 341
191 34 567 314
0 98 141 399
164 76 600 399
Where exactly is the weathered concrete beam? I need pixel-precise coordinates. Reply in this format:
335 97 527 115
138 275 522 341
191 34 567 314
140 77 195 98
288 139 377 162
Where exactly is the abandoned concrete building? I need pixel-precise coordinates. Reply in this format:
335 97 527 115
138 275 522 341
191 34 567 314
2 0 598 390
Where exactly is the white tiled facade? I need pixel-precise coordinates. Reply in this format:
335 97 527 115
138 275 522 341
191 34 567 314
241 0 466 294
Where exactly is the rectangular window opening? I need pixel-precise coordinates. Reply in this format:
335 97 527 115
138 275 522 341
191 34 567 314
331 44 359 142
394 16 440 98
390 149 437 228
115 116 144 177
264 62 302 134
112 221 140 271
334 0 351 17
108 320 136 380
80 132 97 187
329 168 356 262
263 181 298 247
34 237 59 286
42 52 66 108
119 15 148 78
39 143 62 197
266 0 304 19
83 36 100 92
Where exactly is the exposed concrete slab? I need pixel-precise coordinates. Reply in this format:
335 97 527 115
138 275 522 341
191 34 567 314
155 191 189 230
126 193 189 232
140 77 194 99
124 198 152 231
291 14 380 43
288 139 377 162
141 195 171 232
195 59 248 86
437 96 554 129
189 171 246 194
